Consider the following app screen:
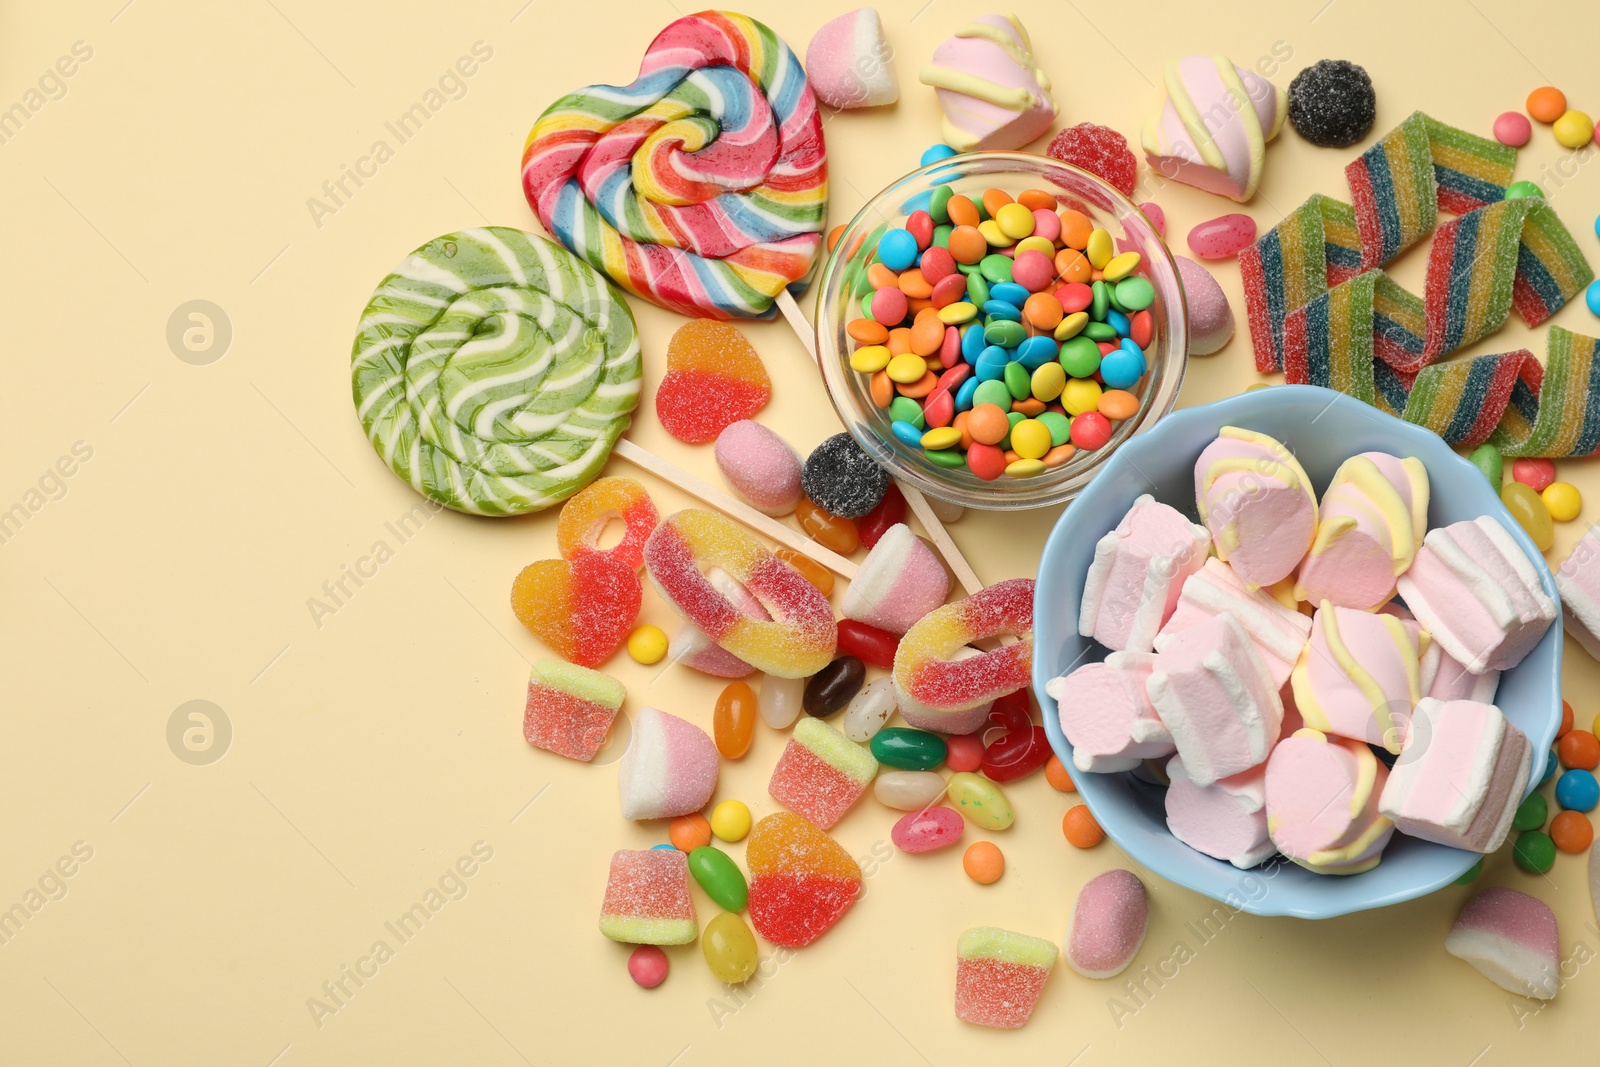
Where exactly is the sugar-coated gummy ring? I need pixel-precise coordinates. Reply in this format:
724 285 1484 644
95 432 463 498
644 509 837 678
556 476 660 571
893 578 1035 712
351 227 641 515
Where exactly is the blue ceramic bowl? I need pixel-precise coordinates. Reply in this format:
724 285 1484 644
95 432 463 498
1033 386 1563 919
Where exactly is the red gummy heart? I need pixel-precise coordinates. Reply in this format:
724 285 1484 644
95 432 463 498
982 726 1052 783
509 553 641 667
655 320 771 443
1046 122 1138 196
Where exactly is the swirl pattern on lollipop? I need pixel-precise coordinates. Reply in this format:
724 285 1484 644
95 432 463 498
521 10 827 319
352 227 641 515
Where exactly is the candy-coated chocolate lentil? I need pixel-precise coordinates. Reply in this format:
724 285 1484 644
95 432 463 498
965 273 991 306
1513 829 1556 873
1114 275 1155 311
984 319 1025 347
1030 362 1066 402
923 389 956 429
1082 321 1117 342
1543 482 1581 521
848 319 889 345
1468 443 1503 487
963 841 1005 883
1100 344 1147 390
1493 111 1532 147
1062 378 1103 416
804 656 866 718
1042 443 1075 467
995 202 1036 239
689 846 749 912
899 370 938 398
1504 180 1542 200
928 183 954 223
1011 249 1054 292
1501 481 1554 551
870 371 893 407
948 226 987 265
1102 250 1141 282
982 299 1021 322
888 395 925 428
1057 209 1092 248
670 814 713 852
1090 280 1111 319
851 344 892 373
875 770 947 811
1009 419 1051 460
1044 754 1076 792
871 727 948 771
1098 389 1139 420
945 734 984 773
1511 457 1555 491
702 911 759 984
891 420 923 447
1072 411 1113 450
938 301 977 325
892 806 965 853
796 498 860 554
980 188 1013 216
977 219 1012 248
1059 335 1101 378
921 426 961 450
1527 87 1566 121
776 546 835 596
979 254 1014 284
628 624 669 665
967 403 1010 445
711 799 752 842
877 228 918 271
1062 804 1104 847
1005 458 1046 478
1031 208 1062 242
1105 308 1130 336
885 351 925 383
900 268 933 300
1512 791 1547 832
910 313 943 355
1012 397 1046 417
947 772 1014 830
1561 700 1574 737
906 210 934 250
1017 334 1058 368
974 348 1008 382
1003 361 1031 400
1084 228 1113 269
629 945 670 988
1558 769 1600 812
714 681 758 759
1551 809 1593 852
927 448 966 469
844 677 898 742
1560 729 1600 770
1554 110 1595 149
946 194 979 227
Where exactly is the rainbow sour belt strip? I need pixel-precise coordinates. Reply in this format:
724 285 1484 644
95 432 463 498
1240 112 1598 456
522 10 827 319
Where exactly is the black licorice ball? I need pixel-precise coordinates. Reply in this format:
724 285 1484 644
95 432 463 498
1288 60 1376 148
802 433 888 519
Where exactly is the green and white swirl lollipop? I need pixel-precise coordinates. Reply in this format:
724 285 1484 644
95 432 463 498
352 227 642 515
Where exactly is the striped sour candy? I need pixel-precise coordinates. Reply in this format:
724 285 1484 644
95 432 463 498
521 11 827 319
893 578 1035 714
351 228 641 515
768 718 877 829
599 848 698 945
522 659 627 761
954 927 1057 1029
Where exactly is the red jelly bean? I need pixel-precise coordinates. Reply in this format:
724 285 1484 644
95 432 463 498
920 246 956 283
967 442 1006 480
836 619 900 670
1186 213 1258 260
1128 309 1153 348
981 726 1052 783
1512 458 1556 492
1071 411 1113 450
857 483 908 548
1136 201 1166 236
945 734 984 773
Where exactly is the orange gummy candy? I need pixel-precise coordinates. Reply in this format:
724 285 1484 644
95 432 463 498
654 320 772 443
510 553 641 667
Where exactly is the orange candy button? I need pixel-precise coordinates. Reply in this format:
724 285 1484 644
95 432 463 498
1558 729 1600 770
948 225 987 265
911 315 944 356
1550 810 1593 853
867 263 899 290
1017 188 1057 212
967 403 1010 445
670 814 713 852
1098 389 1139 420
962 841 1005 884
1059 209 1093 250
847 318 889 345
1023 292 1064 331
1055 248 1092 284
1044 754 1076 792
898 268 933 299
981 188 1014 217
898 370 939 398
946 194 980 228
870 370 894 408
1527 86 1567 123
1062 805 1104 848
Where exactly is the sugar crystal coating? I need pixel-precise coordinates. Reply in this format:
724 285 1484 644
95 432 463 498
555 476 659 571
802 432 889 519
1046 123 1137 195
1288 59 1376 148
656 321 772 443
954 926 1057 1028
523 659 626 761
1066 869 1149 978
746 812 863 947
510 553 642 666
599 849 697 945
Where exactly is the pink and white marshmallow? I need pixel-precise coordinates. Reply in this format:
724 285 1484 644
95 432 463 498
1079 493 1210 653
841 523 950 634
1047 651 1174 774
714 421 803 517
1146 613 1283 786
1378 697 1531 853
1291 601 1427 753
1555 524 1600 661
1194 426 1317 588
617 708 720 821
1156 556 1312 689
1446 887 1560 1000
1395 516 1556 674
1294 452 1429 611
1264 728 1394 875
1383 602 1500 703
1165 755 1276 869
1140 56 1287 202
917 15 1056 151
805 8 898 110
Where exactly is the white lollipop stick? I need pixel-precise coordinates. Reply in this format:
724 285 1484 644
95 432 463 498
776 289 984 594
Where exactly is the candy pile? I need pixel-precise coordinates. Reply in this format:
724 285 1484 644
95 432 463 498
1048 426 1559 877
842 187 1161 480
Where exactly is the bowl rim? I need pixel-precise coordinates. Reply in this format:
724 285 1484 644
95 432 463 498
810 150 1190 512
1032 384 1564 918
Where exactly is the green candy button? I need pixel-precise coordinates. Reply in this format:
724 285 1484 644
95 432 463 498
1059 335 1102 378
979 254 1014 284
1004 360 1031 400
984 319 1026 348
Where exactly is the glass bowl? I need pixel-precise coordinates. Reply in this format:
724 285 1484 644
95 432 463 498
813 151 1189 511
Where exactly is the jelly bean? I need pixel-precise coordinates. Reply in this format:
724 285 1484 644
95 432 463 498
1453 858 1483 885
1543 482 1581 522
875 770 948 811
984 690 1031 734
689 846 749 912
871 727 948 771
892 806 965 853
1501 481 1554 551
857 484 907 549
714 681 757 759
702 911 759 984
1511 791 1548 832
946 734 984 773
1100 344 1147 390
796 498 860 554
804 656 866 718
1186 213 1258 259
1062 804 1104 847
1513 829 1556 874
1136 201 1166 235
843 676 898 742
629 945 669 988
1468 443 1503 488
837 619 900 670
1493 111 1532 147
711 799 752 842
760 674 804 730
1511 457 1555 491
1554 110 1595 149
878 228 918 271
963 841 1005 884
670 814 713 852
981 726 1052 783
947 772 1014 830
1504 180 1543 200
1557 768 1600 812
1063 378 1103 417
776 546 835 596
1044 754 1076 792
628 624 668 665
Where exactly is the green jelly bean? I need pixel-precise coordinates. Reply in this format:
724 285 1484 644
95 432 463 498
973 379 1012 409
1083 321 1117 342
688 846 749 912
1038 410 1071 446
889 396 926 429
929 186 954 225
870 727 948 770
979 254 1014 284
984 320 1025 348
1090 280 1110 319
946 772 1014 830
1468 443 1503 488
1004 360 1031 400
1513 829 1556 874
1116 275 1155 311
1512 791 1548 832
926 448 966 468
1059 335 1101 378
966 272 990 305
933 224 953 249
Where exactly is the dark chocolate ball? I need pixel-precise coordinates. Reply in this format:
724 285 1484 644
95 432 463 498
1288 59 1376 148
801 433 888 519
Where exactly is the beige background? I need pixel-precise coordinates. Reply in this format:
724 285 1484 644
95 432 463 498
3 0 1598 1062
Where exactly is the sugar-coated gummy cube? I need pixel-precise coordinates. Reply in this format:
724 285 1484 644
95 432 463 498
768 718 877 829
954 926 1057 1029
599 849 697 945
522 659 626 761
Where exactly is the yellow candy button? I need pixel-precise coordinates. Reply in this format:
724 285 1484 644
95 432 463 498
938 301 978 325
1085 228 1114 269
1029 362 1066 403
886 352 927 383
1014 236 1056 258
1543 481 1582 521
1005 458 1048 478
1009 419 1051 460
850 344 892 372
1054 311 1089 341
1102 251 1142 282
921 427 964 450
627 624 668 665
1553 110 1594 149
977 219 1014 248
995 202 1036 240
1062 377 1102 416
710 799 752 842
